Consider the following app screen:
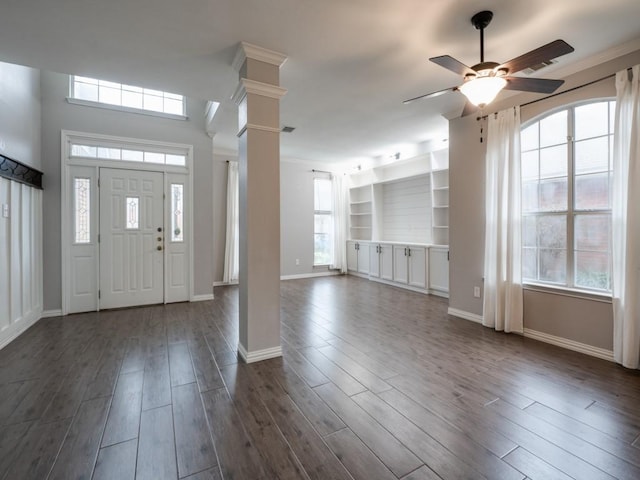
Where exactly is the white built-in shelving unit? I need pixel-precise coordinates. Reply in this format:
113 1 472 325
346 149 449 296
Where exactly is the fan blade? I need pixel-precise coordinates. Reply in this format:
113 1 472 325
460 101 478 117
403 86 458 104
430 55 476 76
503 76 564 94
498 39 574 75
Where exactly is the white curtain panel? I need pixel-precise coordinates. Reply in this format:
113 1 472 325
222 161 239 283
483 106 524 333
612 65 640 369
331 173 348 273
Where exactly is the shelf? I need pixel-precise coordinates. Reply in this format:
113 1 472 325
433 225 449 229
433 205 449 209
351 226 372 229
432 186 449 191
350 213 372 216
350 200 372 205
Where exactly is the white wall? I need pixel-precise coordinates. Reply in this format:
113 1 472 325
40 71 214 311
0 61 43 349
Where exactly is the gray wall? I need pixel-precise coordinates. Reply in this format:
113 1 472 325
211 155 331 282
449 49 640 351
0 62 41 169
40 71 214 310
280 160 317 276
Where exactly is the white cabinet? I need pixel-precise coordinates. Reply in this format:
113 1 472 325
369 243 393 280
347 240 370 275
380 244 393 281
392 245 427 289
429 247 449 295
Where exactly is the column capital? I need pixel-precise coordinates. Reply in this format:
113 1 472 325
232 41 288 72
231 78 287 105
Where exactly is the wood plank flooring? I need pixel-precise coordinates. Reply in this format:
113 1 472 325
1 275 639 479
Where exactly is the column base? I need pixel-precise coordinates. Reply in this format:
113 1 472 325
237 342 283 364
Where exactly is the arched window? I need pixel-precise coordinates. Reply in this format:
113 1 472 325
521 100 615 292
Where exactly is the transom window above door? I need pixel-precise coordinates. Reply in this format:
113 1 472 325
71 144 186 166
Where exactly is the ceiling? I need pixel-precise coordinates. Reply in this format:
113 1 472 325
1 0 639 165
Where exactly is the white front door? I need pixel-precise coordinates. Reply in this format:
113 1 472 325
99 168 164 309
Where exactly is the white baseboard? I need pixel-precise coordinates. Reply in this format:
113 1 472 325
41 309 63 318
0 308 42 351
429 289 449 298
237 343 283 363
191 294 214 302
523 328 614 362
447 307 483 324
213 281 238 287
280 271 341 281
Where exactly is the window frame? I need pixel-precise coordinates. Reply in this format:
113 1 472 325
68 76 188 121
521 99 614 294
313 176 334 267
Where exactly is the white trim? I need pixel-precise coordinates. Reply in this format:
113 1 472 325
368 276 428 295
190 294 214 302
41 309 63 318
280 271 342 281
232 41 287 71
214 280 239 287
523 328 614 362
0 308 41 351
246 124 282 134
66 98 188 121
523 283 612 304
237 343 283 364
429 289 449 298
232 78 287 104
447 307 483 324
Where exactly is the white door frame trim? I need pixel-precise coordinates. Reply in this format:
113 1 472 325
61 130 195 314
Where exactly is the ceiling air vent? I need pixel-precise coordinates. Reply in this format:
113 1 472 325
281 126 296 133
522 59 557 75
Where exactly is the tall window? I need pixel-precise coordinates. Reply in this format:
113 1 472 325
314 177 333 265
71 76 185 116
521 100 615 292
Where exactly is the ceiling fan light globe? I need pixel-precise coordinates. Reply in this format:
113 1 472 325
459 76 507 107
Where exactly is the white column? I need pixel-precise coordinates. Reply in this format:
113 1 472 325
232 42 287 363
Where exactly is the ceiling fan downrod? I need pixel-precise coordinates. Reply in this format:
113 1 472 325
471 10 493 64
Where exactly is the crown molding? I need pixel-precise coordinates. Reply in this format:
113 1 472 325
232 41 288 71
231 78 287 105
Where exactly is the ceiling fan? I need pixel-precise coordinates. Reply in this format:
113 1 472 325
404 10 575 114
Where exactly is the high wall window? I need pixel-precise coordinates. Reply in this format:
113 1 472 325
314 177 333 265
71 76 185 116
521 100 615 292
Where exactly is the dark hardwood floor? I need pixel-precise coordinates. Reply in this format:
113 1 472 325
1 275 640 479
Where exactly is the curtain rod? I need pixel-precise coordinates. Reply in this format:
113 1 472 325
311 169 332 174
477 67 633 121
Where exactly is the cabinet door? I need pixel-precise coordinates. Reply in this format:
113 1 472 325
346 241 358 272
369 245 380 278
408 246 427 289
429 248 449 292
393 246 408 284
380 244 394 281
357 243 370 274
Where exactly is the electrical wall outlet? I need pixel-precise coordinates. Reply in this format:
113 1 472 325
295 258 300 266
473 286 481 298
